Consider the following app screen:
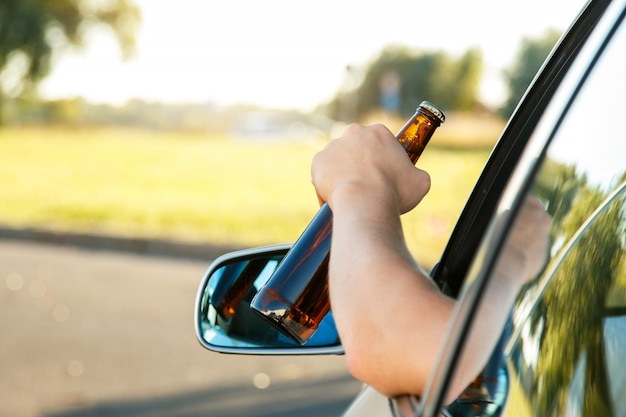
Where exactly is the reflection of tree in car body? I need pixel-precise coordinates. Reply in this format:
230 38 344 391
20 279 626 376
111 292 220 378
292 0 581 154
516 165 626 415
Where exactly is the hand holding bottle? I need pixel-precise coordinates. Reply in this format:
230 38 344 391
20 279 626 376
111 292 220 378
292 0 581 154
250 102 445 344
311 123 432 216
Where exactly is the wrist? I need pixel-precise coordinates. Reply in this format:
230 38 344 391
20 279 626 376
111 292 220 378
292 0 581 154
328 180 400 217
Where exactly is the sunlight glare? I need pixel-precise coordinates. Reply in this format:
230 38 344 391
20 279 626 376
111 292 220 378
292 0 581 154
39 0 587 110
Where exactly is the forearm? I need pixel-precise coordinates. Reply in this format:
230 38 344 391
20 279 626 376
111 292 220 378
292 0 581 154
309 123 551 401
327 184 454 396
327 185 529 399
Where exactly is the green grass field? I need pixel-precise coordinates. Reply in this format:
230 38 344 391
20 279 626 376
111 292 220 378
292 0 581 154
0 124 495 266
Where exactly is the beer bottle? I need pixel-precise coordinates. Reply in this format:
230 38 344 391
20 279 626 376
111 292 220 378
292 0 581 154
250 101 445 344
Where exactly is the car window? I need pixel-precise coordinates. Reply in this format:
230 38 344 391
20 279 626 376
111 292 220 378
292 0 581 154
441 4 626 416
498 8 626 416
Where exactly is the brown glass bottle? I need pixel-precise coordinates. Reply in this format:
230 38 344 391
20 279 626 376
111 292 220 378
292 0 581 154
250 101 445 344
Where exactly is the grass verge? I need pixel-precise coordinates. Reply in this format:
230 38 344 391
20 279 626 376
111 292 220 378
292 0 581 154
0 125 494 266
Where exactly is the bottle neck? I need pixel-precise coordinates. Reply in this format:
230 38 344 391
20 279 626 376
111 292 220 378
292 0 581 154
396 110 441 164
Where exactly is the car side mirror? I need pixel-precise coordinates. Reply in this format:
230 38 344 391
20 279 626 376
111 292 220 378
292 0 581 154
194 244 343 354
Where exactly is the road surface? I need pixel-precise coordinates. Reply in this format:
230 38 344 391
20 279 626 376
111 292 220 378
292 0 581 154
0 239 363 417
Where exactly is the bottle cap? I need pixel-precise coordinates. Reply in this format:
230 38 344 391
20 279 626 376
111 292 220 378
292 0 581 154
419 101 446 124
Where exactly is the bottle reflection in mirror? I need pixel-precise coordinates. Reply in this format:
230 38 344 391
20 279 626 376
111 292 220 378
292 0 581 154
250 101 446 345
210 260 269 324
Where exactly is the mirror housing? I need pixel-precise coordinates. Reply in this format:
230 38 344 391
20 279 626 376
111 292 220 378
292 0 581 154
194 244 343 355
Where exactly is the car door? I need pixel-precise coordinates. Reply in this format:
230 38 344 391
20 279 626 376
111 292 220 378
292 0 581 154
414 0 626 415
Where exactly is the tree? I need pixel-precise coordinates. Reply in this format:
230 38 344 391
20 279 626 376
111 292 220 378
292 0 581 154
499 29 562 118
447 48 483 111
0 0 141 124
326 45 483 121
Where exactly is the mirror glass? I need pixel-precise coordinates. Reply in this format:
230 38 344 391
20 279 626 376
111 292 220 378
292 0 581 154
195 245 343 354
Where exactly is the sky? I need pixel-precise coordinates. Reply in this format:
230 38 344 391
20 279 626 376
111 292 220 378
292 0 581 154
39 0 588 111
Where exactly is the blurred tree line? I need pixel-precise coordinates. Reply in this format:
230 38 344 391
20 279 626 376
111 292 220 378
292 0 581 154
325 29 562 122
326 46 483 121
500 29 562 117
0 0 140 124
4 97 222 131
3 97 320 133
1 0 561 128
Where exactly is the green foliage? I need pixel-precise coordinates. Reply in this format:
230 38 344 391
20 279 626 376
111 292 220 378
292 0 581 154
533 160 587 234
499 29 562 118
0 0 141 121
449 48 483 111
329 45 483 120
527 162 626 415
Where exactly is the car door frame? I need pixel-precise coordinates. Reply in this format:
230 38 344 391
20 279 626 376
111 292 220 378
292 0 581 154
430 0 612 299
415 0 625 415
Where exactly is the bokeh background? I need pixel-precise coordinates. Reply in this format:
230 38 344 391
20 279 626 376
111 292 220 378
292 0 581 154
0 0 585 416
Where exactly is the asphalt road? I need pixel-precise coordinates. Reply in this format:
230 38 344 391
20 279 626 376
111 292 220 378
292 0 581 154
0 239 363 417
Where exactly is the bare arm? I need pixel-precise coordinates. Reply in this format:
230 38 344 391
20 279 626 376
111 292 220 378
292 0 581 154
312 123 453 396
311 124 551 399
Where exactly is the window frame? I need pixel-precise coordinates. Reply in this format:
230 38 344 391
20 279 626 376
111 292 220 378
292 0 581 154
416 1 626 415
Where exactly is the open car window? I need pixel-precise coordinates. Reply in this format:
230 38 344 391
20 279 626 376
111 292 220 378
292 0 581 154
435 1 626 415
504 9 626 412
